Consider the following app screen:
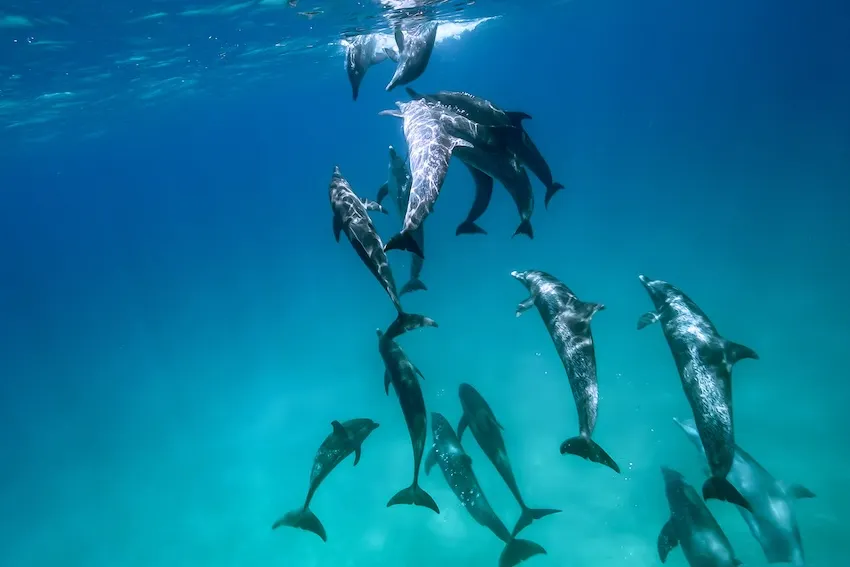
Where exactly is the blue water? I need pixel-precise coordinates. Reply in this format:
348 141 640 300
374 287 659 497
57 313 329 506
1 1 849 566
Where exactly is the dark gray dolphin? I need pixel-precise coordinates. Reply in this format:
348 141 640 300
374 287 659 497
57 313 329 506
377 329 440 514
376 146 427 295
457 383 561 536
379 99 524 257
456 162 495 235
385 22 438 91
637 274 758 509
511 270 620 473
272 418 380 541
329 166 436 340
344 33 398 101
406 87 565 207
425 412 547 567
453 145 534 239
658 466 742 567
675 417 815 566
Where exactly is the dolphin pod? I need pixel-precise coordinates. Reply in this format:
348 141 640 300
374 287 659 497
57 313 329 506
270 9 815 567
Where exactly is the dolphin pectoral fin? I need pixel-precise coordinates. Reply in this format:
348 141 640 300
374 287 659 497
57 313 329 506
394 26 405 52
375 182 389 205
492 415 505 431
579 301 605 320
703 477 753 511
657 519 678 563
785 483 816 499
404 86 423 100
424 445 437 475
353 445 362 466
383 47 399 63
457 413 469 442
505 111 532 126
331 420 347 437
516 296 535 317
332 214 343 242
361 198 388 214
412 363 425 380
451 137 474 150
725 340 759 364
637 311 661 330
383 370 392 395
378 109 403 118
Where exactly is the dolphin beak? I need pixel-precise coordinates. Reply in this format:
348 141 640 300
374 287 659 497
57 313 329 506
638 274 649 284
510 270 520 279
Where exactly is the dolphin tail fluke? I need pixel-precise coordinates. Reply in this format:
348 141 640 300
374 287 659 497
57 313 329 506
384 311 438 341
498 537 547 567
387 483 440 514
384 230 424 258
703 477 752 511
511 506 562 537
560 436 621 473
512 219 534 239
544 183 565 209
456 221 487 236
272 507 327 542
400 278 427 295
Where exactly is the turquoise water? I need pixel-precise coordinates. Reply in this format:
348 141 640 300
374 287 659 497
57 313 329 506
1 1 848 566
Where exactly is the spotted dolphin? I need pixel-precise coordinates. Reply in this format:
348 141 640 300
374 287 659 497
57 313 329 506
457 383 561 536
675 417 815 566
343 33 398 101
376 146 427 294
406 87 565 207
637 274 758 510
329 166 436 340
658 466 742 567
272 418 380 541
377 329 439 514
453 145 535 238
425 412 547 567
379 99 522 257
385 22 438 91
511 270 620 473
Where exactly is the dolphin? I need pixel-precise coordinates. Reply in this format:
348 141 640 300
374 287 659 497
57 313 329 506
377 329 440 514
272 418 380 541
425 412 547 567
456 162 495 235
675 417 815 566
329 166 436 340
379 99 523 257
511 270 620 473
344 33 398 101
385 22 438 91
453 145 535 238
457 383 561 536
658 466 742 567
406 87 565 207
637 274 758 510
375 146 427 295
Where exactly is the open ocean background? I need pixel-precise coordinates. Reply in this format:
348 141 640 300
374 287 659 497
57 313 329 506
1 0 849 566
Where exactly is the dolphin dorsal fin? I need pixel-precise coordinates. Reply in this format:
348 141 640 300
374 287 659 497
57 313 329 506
331 420 347 437
725 340 759 365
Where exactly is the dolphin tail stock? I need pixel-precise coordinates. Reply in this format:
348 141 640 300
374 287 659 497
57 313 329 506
560 435 621 474
511 506 562 537
384 230 424 258
387 483 440 514
271 506 327 542
703 476 753 512
400 278 427 295
498 537 547 567
512 219 534 239
383 310 438 342
383 47 399 63
543 183 565 209
456 220 487 236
